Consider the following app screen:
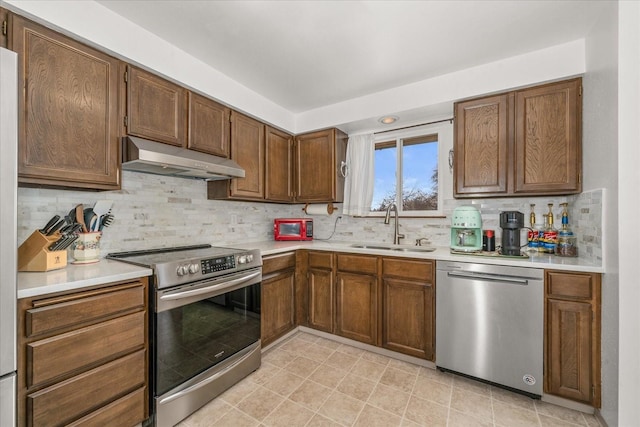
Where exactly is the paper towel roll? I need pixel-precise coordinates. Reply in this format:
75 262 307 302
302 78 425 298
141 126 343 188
302 203 337 216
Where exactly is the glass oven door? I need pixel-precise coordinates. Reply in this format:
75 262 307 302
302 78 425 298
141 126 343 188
154 268 261 397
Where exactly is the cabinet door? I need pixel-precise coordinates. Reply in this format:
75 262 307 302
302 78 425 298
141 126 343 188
295 129 347 203
187 92 230 157
127 66 187 147
335 272 377 345
454 93 510 196
308 267 334 333
382 278 433 360
229 111 265 199
546 298 592 403
265 126 294 202
545 270 600 406
514 78 581 194
11 15 121 190
261 270 295 347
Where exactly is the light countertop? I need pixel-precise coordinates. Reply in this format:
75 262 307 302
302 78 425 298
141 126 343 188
231 240 604 273
18 240 602 299
18 259 152 299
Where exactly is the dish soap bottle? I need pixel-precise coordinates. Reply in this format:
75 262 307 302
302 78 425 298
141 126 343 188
556 202 578 257
542 203 558 254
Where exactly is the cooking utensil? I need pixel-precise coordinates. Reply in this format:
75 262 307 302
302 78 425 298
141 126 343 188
99 213 114 231
83 208 95 231
92 200 113 220
39 215 60 234
75 204 88 233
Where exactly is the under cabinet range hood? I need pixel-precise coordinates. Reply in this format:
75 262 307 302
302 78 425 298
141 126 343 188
121 136 245 180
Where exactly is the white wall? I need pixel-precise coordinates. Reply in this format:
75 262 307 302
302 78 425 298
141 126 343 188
583 2 619 424
616 1 640 425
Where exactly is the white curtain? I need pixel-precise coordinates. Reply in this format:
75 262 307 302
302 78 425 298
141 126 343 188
342 133 375 216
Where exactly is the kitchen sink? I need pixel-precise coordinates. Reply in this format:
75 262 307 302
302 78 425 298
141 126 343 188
349 244 436 253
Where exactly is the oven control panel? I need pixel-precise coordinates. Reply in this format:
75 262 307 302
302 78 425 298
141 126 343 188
200 255 236 275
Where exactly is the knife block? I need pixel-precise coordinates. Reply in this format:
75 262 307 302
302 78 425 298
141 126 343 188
18 230 67 272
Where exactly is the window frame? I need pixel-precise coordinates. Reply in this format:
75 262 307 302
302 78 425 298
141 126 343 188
369 122 449 218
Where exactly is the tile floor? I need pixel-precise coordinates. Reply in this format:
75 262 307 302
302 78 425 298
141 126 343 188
178 332 601 427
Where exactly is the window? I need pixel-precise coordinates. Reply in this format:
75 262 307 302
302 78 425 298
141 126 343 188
371 132 440 216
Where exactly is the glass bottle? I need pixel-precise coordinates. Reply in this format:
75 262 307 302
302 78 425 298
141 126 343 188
543 203 558 254
556 202 578 257
527 204 538 252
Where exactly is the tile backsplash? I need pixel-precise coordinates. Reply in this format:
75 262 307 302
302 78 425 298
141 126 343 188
17 172 602 264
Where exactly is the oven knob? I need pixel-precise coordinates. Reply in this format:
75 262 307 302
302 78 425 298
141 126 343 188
188 263 200 274
177 265 188 276
246 254 254 263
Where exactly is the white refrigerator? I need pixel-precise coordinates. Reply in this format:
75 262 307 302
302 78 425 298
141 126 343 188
0 46 18 426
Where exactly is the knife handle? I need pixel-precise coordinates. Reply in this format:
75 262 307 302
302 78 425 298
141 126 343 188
39 215 60 234
46 219 66 236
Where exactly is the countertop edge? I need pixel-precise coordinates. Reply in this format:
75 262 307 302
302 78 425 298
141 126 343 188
18 259 153 299
238 241 604 274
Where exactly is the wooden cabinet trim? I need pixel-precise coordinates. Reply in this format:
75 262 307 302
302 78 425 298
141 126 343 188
262 252 296 276
127 65 187 147
307 251 334 269
26 281 145 338
12 14 121 190
66 386 146 427
27 311 145 387
28 349 145 426
382 258 434 282
187 92 230 157
337 253 377 275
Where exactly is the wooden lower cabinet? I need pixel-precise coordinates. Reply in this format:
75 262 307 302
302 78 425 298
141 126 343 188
261 252 296 347
335 254 378 345
382 258 435 360
545 270 601 407
17 278 149 426
307 251 335 333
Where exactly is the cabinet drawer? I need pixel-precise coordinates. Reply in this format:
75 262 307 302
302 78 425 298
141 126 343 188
308 251 334 269
546 271 595 300
27 311 145 387
337 254 377 275
26 281 145 337
263 252 296 275
383 258 434 282
67 386 146 427
28 349 145 427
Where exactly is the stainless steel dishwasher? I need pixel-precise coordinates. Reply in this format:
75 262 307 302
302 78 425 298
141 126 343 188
436 261 543 397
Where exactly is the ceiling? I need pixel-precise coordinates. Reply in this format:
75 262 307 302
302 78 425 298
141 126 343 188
95 0 606 117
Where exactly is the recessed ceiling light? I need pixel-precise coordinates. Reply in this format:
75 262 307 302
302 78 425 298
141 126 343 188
379 115 398 125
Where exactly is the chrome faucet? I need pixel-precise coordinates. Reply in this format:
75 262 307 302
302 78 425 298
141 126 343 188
384 203 405 245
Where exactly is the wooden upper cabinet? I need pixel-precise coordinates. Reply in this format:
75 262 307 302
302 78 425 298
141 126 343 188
11 14 121 190
454 78 582 198
454 93 510 196
187 92 230 157
514 79 581 194
1 8 9 48
230 111 265 199
265 126 294 202
295 128 348 203
126 65 187 147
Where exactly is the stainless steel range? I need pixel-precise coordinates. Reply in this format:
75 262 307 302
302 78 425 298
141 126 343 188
108 244 262 427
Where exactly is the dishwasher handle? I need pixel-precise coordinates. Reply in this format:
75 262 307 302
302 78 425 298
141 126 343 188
446 270 530 285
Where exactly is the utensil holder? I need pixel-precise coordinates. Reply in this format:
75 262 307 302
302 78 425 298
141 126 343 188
71 232 102 264
18 230 67 272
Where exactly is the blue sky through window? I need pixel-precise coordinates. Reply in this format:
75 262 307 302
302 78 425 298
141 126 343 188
372 140 438 210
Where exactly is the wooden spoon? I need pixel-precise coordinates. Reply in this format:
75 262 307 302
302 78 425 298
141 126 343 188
75 204 88 233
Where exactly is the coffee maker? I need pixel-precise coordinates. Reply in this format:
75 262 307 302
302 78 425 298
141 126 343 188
500 211 525 256
450 206 482 252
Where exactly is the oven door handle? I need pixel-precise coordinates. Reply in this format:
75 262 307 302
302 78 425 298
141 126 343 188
158 342 259 406
159 270 262 301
